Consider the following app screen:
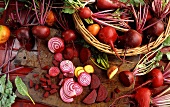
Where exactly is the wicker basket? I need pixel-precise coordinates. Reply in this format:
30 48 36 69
73 12 170 56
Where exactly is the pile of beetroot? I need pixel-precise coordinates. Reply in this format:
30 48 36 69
63 0 170 60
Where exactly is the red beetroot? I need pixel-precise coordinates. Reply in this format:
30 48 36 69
32 25 50 39
110 88 151 107
134 68 164 90
62 29 77 42
16 27 30 40
98 26 123 60
60 86 74 103
96 84 108 102
79 47 91 63
82 89 97 104
119 71 134 87
90 74 101 89
79 7 92 19
63 47 74 60
118 29 142 48
147 68 163 88
96 0 127 10
78 72 91 86
54 53 63 62
48 67 60 77
145 18 164 37
134 88 151 107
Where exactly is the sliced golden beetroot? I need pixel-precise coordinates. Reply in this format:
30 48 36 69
84 65 94 73
77 69 85 77
107 66 118 79
74 66 84 77
96 84 108 102
82 89 97 104
90 74 101 89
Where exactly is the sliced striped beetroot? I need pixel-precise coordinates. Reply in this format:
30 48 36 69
63 66 75 77
63 78 76 97
48 37 65 53
78 72 91 86
60 86 74 103
48 67 60 77
73 82 83 96
60 60 74 73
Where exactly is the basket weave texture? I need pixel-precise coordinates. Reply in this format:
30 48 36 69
73 12 170 56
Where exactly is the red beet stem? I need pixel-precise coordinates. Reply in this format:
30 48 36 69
109 94 134 107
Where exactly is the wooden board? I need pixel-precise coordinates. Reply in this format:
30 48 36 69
14 28 140 107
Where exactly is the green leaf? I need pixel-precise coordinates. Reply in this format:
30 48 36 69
62 8 75 14
5 93 16 107
62 1 76 14
15 76 35 105
155 51 163 61
163 36 170 47
0 8 5 13
166 52 170 60
0 75 16 107
97 57 101 64
84 18 94 24
0 75 6 94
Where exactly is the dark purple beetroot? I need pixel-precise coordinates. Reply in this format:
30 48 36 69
79 47 91 63
32 25 50 39
90 74 101 89
145 18 164 37
63 47 74 60
82 89 97 104
96 84 108 102
119 71 134 87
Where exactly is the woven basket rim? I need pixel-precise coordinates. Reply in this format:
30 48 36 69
73 12 170 56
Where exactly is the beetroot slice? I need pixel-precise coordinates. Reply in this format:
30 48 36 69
48 67 60 77
96 84 108 102
63 78 76 97
78 72 91 86
48 37 65 53
60 86 74 103
60 60 74 73
90 74 101 89
73 82 83 96
82 89 97 104
79 47 91 63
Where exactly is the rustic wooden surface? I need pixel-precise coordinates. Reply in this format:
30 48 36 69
14 29 140 107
